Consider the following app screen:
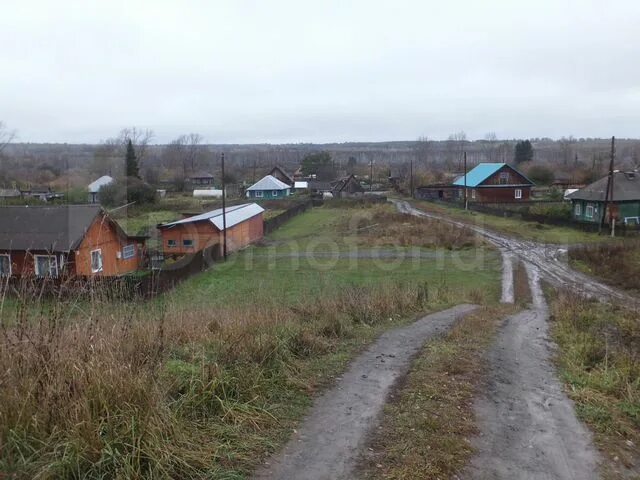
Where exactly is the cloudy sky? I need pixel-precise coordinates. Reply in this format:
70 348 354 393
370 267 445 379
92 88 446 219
2 0 639 144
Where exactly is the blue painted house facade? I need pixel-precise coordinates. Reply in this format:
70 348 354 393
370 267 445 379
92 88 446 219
246 175 291 200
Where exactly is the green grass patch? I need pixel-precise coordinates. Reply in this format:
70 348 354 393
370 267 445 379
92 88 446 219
551 292 640 477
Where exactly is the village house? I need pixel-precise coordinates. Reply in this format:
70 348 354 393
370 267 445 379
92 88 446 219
267 166 294 187
245 175 291 199
87 175 114 203
157 203 264 258
331 174 364 198
567 171 640 225
415 183 459 201
188 172 215 187
453 163 535 202
0 205 146 277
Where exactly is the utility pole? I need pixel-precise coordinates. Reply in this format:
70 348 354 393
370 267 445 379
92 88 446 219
600 136 615 234
409 156 414 198
369 159 374 192
463 151 468 210
221 152 227 260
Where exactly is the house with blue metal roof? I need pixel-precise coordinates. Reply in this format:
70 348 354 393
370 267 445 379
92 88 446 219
452 163 534 203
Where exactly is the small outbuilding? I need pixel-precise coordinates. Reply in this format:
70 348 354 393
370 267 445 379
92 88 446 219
188 172 215 187
157 203 264 258
193 189 223 198
331 174 364 198
88 175 114 204
268 166 294 187
246 175 291 199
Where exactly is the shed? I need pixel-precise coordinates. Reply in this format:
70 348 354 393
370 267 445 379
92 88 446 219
157 203 264 257
246 175 291 199
88 175 114 203
189 172 215 187
268 166 294 186
193 189 223 198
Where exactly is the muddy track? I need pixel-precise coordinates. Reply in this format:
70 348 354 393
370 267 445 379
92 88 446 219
392 199 638 306
253 304 478 480
464 263 600 480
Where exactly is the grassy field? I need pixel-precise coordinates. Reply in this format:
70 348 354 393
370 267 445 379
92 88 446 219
411 199 609 244
0 204 501 479
569 239 640 293
551 292 640 478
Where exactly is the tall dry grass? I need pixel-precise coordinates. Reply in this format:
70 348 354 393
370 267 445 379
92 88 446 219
0 279 458 478
569 239 640 291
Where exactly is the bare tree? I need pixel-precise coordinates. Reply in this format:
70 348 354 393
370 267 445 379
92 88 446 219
118 127 154 167
0 121 16 154
558 136 576 166
447 131 467 171
163 133 205 181
414 135 432 171
482 132 499 162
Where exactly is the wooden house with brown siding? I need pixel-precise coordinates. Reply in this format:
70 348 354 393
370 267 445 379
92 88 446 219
0 205 146 277
157 203 264 258
453 163 534 203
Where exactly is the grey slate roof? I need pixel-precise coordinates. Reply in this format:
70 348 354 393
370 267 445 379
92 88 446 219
0 205 102 251
246 175 290 191
567 171 640 202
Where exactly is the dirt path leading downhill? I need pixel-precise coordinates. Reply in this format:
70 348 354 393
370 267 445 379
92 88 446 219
253 304 478 480
464 263 600 480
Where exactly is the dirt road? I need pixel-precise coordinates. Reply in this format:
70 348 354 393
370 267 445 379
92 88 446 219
253 304 478 480
396 200 605 479
393 199 637 306
464 263 600 480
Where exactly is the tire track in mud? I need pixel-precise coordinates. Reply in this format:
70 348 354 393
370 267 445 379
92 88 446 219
395 200 604 479
463 263 600 480
253 304 478 480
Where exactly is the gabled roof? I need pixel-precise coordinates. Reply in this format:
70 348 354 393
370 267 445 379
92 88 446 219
453 163 533 187
246 175 290 191
268 166 294 185
88 175 114 193
158 203 264 231
0 205 102 251
190 172 214 179
567 171 640 202
331 174 363 193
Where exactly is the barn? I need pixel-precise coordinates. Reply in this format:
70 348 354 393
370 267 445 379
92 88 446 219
453 163 534 203
0 205 146 277
157 203 264 258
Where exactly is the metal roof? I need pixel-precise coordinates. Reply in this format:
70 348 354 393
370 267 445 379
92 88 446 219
158 203 264 231
567 171 640 202
88 175 114 193
0 205 102 251
246 175 290 191
452 163 534 188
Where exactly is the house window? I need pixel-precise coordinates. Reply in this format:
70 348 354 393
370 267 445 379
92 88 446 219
0 254 11 276
272 190 279 197
168 239 177 248
471 189 476 199
585 204 594 219
122 244 136 259
499 172 509 185
575 203 582 216
90 249 103 273
183 239 194 248
255 191 263 198
35 255 58 277
515 189 522 199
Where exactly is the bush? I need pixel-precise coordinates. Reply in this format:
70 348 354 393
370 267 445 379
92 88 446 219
529 202 571 220
99 177 157 207
527 165 555 185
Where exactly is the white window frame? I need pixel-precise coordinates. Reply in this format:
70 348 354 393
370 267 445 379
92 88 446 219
255 190 264 198
34 254 59 277
168 239 177 248
515 189 522 199
0 254 11 277
183 238 194 248
90 249 103 273
272 190 279 196
471 189 476 199
575 203 581 216
122 244 136 259
585 204 594 219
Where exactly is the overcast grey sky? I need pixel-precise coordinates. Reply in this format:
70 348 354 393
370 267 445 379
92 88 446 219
1 0 639 144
